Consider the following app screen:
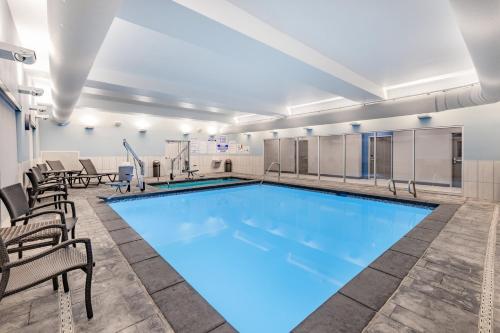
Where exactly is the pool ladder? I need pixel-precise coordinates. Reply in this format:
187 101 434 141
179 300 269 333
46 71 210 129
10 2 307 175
387 179 396 196
408 180 417 198
261 162 280 184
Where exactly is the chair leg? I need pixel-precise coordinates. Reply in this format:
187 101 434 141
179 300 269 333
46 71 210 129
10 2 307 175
84 268 93 319
62 273 69 293
52 277 59 291
17 244 23 259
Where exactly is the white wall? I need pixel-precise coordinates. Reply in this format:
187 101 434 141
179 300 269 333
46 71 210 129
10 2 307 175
0 0 39 224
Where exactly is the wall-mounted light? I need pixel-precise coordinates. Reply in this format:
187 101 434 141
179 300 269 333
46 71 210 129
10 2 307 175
114 121 122 127
135 119 151 131
350 121 361 127
19 86 44 96
417 113 432 120
0 41 36 64
80 115 98 129
206 125 218 135
180 124 192 135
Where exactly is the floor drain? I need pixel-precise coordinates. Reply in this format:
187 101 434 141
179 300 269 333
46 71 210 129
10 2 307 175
478 205 498 333
58 276 75 333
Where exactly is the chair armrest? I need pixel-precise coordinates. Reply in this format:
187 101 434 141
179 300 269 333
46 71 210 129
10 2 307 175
44 176 66 183
5 224 68 246
37 183 67 192
31 200 76 217
4 238 92 270
11 210 66 225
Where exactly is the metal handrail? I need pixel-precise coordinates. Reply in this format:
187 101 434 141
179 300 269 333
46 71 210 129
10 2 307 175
408 180 417 198
387 179 396 195
261 162 280 184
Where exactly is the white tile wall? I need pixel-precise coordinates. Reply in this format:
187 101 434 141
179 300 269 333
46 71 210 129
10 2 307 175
77 154 264 178
478 160 494 183
463 160 478 182
464 160 500 202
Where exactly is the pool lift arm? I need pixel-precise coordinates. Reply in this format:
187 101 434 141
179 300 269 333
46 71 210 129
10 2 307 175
169 144 189 180
123 139 145 191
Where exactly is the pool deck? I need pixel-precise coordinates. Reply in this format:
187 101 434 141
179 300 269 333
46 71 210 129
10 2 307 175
0 172 498 333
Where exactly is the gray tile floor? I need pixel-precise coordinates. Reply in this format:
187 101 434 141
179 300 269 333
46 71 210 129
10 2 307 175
0 173 496 332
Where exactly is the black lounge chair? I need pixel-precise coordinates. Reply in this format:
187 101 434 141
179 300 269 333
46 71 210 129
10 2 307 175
46 160 101 188
0 224 94 319
0 183 78 249
32 166 67 186
26 168 68 209
79 159 118 183
36 163 49 172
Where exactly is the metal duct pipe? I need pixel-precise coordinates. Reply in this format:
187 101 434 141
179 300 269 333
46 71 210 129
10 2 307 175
48 0 122 124
224 84 495 134
449 0 500 103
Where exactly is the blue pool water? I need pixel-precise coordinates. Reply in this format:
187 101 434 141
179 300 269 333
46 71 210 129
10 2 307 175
152 177 242 190
110 184 432 333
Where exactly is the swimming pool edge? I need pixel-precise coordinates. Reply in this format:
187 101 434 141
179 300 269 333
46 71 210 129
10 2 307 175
91 185 459 333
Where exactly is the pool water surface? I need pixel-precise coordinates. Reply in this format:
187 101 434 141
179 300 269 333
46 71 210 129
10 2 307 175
110 184 432 333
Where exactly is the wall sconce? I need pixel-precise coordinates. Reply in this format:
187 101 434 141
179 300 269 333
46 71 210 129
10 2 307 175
84 126 94 130
114 121 122 127
180 124 192 135
350 121 361 127
417 113 432 120
138 128 147 133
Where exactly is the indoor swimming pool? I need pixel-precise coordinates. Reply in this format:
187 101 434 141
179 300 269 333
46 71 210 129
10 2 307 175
110 184 432 333
151 177 244 190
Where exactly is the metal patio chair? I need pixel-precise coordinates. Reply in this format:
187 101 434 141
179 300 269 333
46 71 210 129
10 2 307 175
0 225 94 319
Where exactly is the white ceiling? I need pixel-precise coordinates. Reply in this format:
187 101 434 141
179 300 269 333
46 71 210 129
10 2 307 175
6 0 479 124
227 0 474 86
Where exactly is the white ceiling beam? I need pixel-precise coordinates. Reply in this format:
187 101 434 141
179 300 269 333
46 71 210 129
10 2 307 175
174 0 386 101
87 68 284 117
77 93 234 123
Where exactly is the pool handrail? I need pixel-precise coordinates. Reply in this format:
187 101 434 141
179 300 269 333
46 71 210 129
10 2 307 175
261 162 280 184
408 179 417 198
387 179 396 196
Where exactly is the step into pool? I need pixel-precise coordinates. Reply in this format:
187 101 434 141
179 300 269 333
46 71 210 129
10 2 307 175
110 184 432 333
151 177 244 190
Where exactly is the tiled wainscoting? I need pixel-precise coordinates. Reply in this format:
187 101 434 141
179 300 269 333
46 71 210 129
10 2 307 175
39 152 264 178
463 160 500 201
